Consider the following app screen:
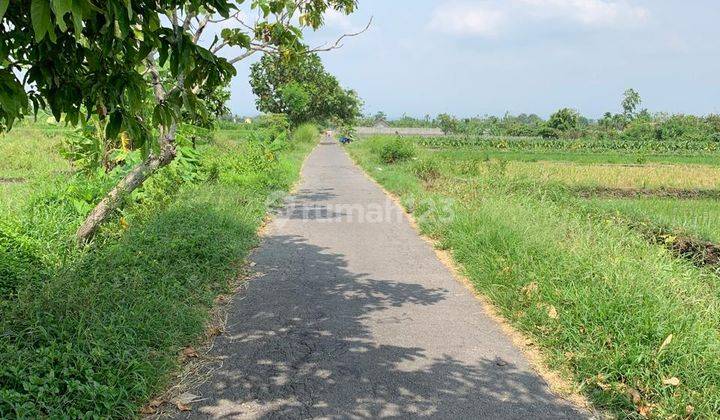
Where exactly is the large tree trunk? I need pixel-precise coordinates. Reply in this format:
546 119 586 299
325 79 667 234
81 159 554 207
75 127 177 244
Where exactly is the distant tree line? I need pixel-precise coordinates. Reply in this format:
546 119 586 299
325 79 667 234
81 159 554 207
362 89 720 143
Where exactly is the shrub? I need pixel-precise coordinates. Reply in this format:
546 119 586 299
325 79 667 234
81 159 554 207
538 126 560 139
377 137 416 164
437 113 459 134
656 115 711 142
411 155 441 181
621 120 657 142
291 123 319 145
547 108 580 131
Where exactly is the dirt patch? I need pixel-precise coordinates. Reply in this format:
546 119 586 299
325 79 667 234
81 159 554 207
619 218 720 269
577 187 720 199
0 177 26 184
655 234 720 267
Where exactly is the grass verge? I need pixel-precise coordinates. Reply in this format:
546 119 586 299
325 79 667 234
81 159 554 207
348 136 720 418
0 123 319 417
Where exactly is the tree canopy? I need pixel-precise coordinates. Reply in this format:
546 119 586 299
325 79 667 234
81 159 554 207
0 0 359 242
249 52 361 126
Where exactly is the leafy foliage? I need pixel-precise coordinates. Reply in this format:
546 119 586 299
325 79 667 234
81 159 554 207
372 136 416 164
546 108 580 132
1 0 235 139
0 121 318 417
437 113 459 134
249 52 361 126
1 0 359 242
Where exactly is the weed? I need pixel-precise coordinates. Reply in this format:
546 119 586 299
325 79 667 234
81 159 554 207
0 122 317 417
348 135 720 418
375 136 416 164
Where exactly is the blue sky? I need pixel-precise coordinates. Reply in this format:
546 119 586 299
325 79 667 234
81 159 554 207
225 0 720 119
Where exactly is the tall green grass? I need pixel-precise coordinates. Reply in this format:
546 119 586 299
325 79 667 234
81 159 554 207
588 198 720 244
349 136 720 418
0 123 318 417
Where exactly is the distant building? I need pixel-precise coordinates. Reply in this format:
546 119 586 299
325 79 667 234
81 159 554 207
244 118 252 124
373 120 390 129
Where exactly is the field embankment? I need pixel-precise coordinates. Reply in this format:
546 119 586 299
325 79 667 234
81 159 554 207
0 122 319 417
348 135 720 418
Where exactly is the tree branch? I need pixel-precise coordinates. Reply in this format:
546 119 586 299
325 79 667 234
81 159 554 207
193 14 211 43
228 49 259 64
146 55 166 103
309 17 373 53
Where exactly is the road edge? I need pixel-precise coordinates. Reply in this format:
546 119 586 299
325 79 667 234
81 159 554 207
341 144 598 416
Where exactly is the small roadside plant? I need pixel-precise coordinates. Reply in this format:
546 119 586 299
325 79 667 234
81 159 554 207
412 155 441 182
377 136 416 164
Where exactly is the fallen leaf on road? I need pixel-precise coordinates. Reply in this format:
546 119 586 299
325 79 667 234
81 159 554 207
175 392 200 405
140 405 157 415
662 377 680 386
176 402 191 412
686 404 695 415
207 326 223 337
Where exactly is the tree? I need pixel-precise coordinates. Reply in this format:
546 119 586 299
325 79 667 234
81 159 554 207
622 88 642 119
0 0 360 243
249 52 362 127
547 108 580 131
278 82 311 124
437 113 459 134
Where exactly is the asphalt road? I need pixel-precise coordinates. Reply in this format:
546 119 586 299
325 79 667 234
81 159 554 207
188 138 586 419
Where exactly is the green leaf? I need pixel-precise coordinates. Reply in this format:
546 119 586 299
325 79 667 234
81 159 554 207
52 0 71 31
106 111 123 139
31 0 53 42
0 0 9 21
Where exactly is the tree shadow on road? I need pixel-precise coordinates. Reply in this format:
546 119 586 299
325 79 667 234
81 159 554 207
187 235 584 419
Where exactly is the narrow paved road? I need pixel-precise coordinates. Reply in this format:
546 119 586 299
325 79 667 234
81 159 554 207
189 138 585 419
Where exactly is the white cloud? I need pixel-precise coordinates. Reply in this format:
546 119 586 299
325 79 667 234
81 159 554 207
519 0 649 26
428 4 506 38
428 0 649 38
323 9 357 32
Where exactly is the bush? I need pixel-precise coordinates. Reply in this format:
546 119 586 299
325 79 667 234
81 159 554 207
621 120 657 142
547 108 580 132
656 115 711 142
377 137 416 164
0 120 316 417
411 155 441 181
291 123 319 145
538 126 560 139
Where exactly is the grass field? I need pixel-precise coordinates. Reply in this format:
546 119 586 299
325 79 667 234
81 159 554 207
431 149 720 167
0 128 72 213
0 122 319 417
348 135 720 418
589 197 720 243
